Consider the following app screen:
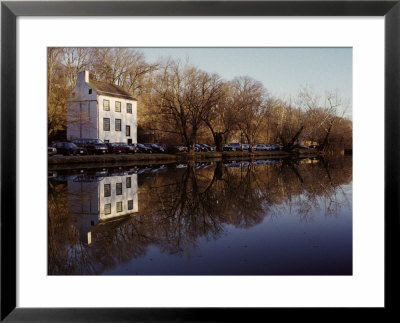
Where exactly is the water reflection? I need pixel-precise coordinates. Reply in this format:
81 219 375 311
48 157 352 275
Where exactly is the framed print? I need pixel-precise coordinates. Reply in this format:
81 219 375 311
1 0 399 321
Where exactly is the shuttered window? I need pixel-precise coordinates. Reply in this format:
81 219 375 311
104 203 111 215
116 183 122 195
103 99 110 111
126 177 131 188
116 201 122 213
127 103 132 114
126 125 130 137
115 119 121 131
104 184 111 197
103 118 110 131
115 101 121 112
128 200 133 210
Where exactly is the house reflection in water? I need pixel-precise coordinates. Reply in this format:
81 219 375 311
68 172 138 244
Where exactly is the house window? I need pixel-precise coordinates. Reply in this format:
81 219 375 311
104 203 111 215
116 201 123 213
103 99 110 111
88 89 92 94
116 183 122 195
128 200 133 210
103 118 110 131
126 125 130 137
104 184 111 197
115 119 121 131
127 103 132 114
115 101 121 112
126 177 131 188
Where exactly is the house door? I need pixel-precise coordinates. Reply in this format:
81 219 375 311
127 139 132 144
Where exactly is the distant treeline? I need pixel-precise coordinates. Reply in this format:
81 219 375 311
48 48 352 153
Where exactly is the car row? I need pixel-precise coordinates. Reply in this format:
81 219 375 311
194 143 215 152
253 144 282 151
72 138 108 154
51 142 88 156
106 142 136 154
49 139 170 156
49 139 315 157
223 143 283 151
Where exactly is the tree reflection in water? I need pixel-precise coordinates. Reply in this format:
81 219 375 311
48 157 352 275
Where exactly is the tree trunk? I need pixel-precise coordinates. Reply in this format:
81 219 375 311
318 125 332 152
214 132 224 152
188 143 195 154
283 126 304 151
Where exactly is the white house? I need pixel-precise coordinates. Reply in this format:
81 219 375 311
68 173 139 244
67 70 137 144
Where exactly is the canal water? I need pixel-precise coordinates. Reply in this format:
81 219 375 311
48 156 352 275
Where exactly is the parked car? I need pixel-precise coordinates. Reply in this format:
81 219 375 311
266 144 277 151
142 143 158 153
128 143 139 153
125 144 137 154
136 143 153 153
270 144 283 150
150 143 166 153
254 144 269 151
72 138 108 154
195 144 208 152
255 159 280 165
48 146 57 156
155 143 167 152
106 142 134 154
223 160 241 167
223 143 242 151
294 144 309 149
200 144 213 151
172 145 188 153
52 142 87 156
106 142 123 154
242 144 251 151
137 166 153 174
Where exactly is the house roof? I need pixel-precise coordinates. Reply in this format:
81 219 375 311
88 80 137 101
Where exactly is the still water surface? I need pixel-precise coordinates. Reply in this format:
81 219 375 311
48 157 352 275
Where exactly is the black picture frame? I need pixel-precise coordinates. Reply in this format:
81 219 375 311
1 1 399 321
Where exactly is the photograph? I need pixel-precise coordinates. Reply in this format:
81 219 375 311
3 0 397 319
47 47 353 276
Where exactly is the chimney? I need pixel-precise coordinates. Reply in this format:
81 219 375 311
77 70 89 84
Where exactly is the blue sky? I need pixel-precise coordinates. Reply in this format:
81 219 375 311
137 47 352 118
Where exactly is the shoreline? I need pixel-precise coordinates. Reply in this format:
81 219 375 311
48 149 320 169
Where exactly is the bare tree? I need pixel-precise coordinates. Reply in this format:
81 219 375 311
151 60 223 152
47 48 352 153
201 82 242 151
297 87 350 151
232 77 269 150
89 48 159 95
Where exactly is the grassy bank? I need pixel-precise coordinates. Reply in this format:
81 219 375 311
48 149 319 167
48 153 177 166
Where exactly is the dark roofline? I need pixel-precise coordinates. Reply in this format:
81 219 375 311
88 80 137 101
93 89 137 101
